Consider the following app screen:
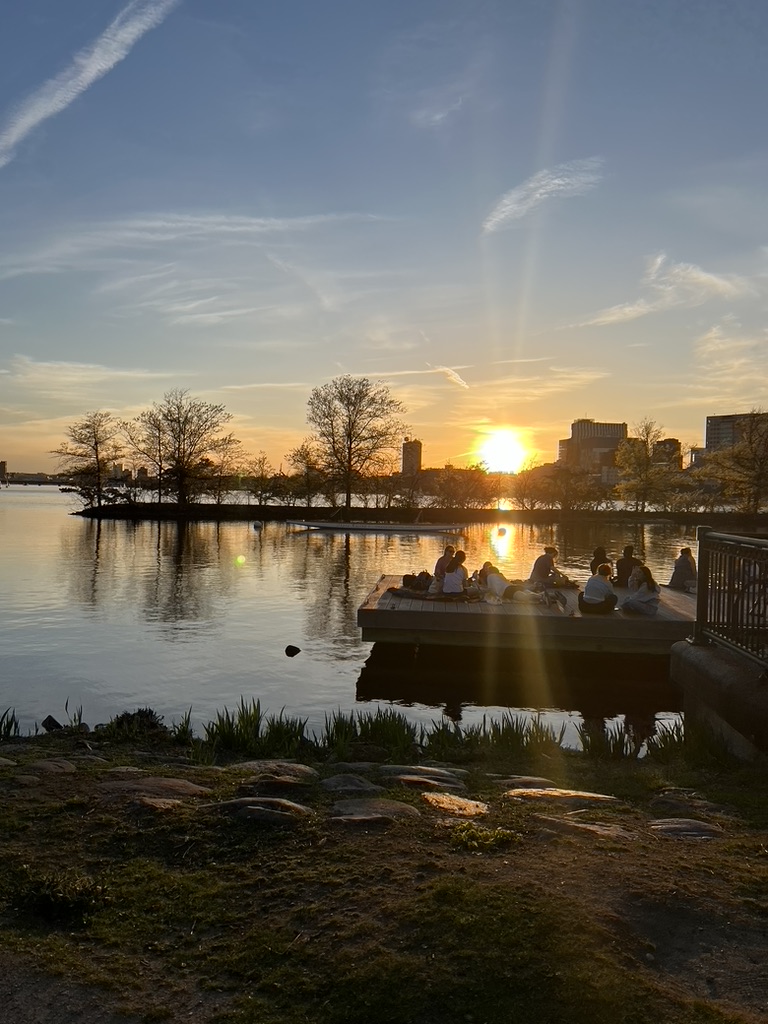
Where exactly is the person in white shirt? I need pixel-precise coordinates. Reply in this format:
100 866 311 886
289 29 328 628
578 563 617 614
442 550 468 594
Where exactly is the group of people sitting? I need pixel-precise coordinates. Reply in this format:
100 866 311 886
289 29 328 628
579 543 697 616
425 541 698 618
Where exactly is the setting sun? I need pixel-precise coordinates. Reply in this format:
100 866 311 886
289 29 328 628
476 429 531 474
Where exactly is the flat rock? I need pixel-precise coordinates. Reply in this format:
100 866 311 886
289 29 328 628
378 764 468 781
320 774 384 794
104 766 145 774
492 775 557 789
240 776 315 798
327 762 377 773
390 774 466 792
649 793 732 818
70 754 110 763
0 757 18 766
649 817 725 839
28 758 77 773
421 792 489 817
503 787 618 803
535 815 637 839
331 798 420 819
236 806 304 826
12 774 42 787
201 797 314 818
228 760 319 779
99 776 212 798
329 814 395 826
137 796 183 811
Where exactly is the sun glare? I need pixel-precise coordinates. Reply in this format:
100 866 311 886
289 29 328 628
476 429 530 474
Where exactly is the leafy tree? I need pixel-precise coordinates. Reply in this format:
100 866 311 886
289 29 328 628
305 375 407 511
52 411 125 508
700 410 768 513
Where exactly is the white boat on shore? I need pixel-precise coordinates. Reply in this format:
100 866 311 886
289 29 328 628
287 520 465 534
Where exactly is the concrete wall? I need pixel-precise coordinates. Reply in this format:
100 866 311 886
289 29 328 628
671 641 768 759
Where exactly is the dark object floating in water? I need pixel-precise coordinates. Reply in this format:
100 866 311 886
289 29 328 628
253 522 264 530
497 527 506 536
285 645 301 658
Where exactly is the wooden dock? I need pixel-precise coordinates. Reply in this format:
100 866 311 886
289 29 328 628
357 576 697 655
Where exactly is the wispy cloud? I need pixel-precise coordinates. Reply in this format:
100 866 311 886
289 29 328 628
6 355 176 404
430 363 470 388
482 157 603 234
578 253 755 327
0 212 384 281
0 0 180 170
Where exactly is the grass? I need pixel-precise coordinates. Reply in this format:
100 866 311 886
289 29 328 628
0 707 20 740
0 715 765 1024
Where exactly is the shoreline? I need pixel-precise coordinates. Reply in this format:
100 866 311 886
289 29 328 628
73 502 768 531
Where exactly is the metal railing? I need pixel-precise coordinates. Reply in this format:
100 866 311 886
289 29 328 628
694 527 768 667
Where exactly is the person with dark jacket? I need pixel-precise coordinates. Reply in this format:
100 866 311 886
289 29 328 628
590 546 611 575
615 545 641 587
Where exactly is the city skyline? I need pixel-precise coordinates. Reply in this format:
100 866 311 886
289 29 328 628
1 1 767 473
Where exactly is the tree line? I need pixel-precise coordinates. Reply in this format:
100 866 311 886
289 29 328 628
53 382 768 514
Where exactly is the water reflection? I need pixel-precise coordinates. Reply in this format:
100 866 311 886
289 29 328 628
357 644 681 730
3 488 699 733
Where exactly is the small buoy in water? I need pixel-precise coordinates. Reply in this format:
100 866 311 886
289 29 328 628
497 527 506 536
253 521 263 531
285 645 301 658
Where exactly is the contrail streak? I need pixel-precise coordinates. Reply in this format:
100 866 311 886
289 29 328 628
0 0 181 170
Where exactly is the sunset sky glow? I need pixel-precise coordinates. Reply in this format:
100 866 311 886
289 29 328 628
1 0 767 473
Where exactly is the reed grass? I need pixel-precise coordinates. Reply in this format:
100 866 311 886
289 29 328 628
0 707 20 741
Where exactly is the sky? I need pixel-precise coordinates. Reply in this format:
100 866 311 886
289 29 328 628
1 0 767 475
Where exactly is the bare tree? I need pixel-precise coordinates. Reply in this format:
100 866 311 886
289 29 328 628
305 375 407 511
122 407 167 503
285 440 326 507
52 411 124 508
139 389 237 506
615 418 677 512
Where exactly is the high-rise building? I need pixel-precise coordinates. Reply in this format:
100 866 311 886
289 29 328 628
401 438 422 476
706 413 768 450
558 419 627 471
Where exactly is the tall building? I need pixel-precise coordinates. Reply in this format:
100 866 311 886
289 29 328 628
558 419 627 472
706 413 768 450
401 438 422 476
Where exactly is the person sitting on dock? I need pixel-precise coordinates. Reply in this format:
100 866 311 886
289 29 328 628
615 545 642 587
529 547 570 588
427 544 456 595
442 550 469 595
667 547 697 591
620 564 661 616
590 546 611 575
578 563 618 614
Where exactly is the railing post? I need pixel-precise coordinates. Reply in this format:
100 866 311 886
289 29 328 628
691 525 712 645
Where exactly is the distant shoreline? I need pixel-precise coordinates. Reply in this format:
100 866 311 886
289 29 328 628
73 503 768 532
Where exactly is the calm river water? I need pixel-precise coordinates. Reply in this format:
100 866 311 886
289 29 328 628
0 488 697 744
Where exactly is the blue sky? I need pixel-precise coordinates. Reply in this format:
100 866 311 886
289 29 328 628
1 0 767 473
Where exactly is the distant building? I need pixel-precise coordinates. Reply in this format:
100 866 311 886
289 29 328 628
401 438 422 476
653 438 682 471
558 419 627 473
0 460 7 483
706 413 768 451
